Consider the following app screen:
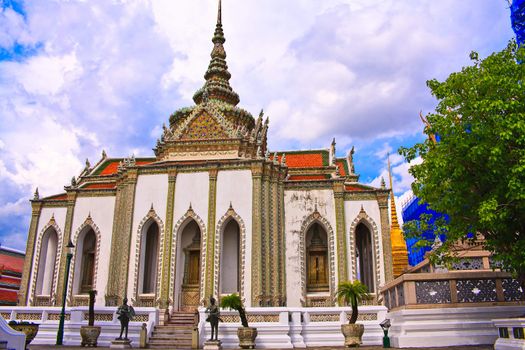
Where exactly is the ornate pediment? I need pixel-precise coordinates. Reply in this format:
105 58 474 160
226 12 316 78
180 111 228 140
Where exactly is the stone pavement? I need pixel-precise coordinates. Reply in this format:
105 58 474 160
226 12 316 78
29 345 493 350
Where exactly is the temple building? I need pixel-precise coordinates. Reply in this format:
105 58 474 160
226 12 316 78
18 1 407 318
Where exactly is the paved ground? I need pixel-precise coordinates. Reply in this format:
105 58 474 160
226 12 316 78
29 346 493 350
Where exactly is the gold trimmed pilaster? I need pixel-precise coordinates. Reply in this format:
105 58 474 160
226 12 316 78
55 191 77 307
278 171 286 305
204 167 218 299
333 181 348 284
378 192 394 282
251 163 263 306
18 201 43 306
270 171 279 305
262 169 271 305
159 169 177 309
106 169 138 306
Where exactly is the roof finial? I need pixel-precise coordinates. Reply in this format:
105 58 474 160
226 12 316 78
217 0 222 25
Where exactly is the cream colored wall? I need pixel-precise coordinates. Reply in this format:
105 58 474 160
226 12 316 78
215 170 252 305
28 207 67 299
173 172 209 225
344 200 385 286
128 174 169 298
70 196 116 305
283 189 336 307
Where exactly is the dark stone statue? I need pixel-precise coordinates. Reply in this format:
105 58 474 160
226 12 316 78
205 296 220 341
116 297 135 340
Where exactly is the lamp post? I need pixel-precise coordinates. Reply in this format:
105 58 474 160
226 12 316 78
380 318 391 348
56 239 75 346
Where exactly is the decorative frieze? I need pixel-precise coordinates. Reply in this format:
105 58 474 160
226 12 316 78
456 279 497 303
415 281 451 304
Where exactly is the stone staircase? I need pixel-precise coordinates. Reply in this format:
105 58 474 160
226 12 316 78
148 311 195 349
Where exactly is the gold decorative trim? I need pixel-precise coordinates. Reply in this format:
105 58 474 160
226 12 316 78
348 208 381 293
299 211 336 306
55 192 77 307
334 187 348 283
18 201 40 306
214 206 247 302
204 169 218 300
131 207 165 305
29 217 63 306
310 314 339 322
251 165 263 306
67 215 102 302
159 172 176 309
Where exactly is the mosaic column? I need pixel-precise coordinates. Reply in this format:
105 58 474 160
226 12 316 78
158 169 177 309
204 168 218 299
262 168 271 304
270 172 280 305
250 163 263 307
106 170 138 306
377 191 394 282
18 201 43 306
278 170 287 305
55 191 77 307
333 181 348 284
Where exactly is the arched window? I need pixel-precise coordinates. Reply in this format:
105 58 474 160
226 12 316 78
35 228 58 296
77 228 96 294
139 221 160 294
356 223 374 292
220 219 240 294
306 223 329 293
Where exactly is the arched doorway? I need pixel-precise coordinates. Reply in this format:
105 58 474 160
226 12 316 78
356 223 374 292
175 219 202 311
73 227 97 295
220 219 240 295
306 223 329 293
35 228 58 296
138 220 160 295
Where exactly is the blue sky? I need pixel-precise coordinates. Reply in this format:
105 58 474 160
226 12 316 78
0 0 516 251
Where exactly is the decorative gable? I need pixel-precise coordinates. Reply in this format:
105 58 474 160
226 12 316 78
180 111 228 140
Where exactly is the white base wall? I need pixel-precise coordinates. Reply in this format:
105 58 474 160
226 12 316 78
388 305 524 348
493 318 525 350
198 306 387 349
0 306 157 347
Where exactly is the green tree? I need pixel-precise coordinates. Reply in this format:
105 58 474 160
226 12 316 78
220 293 249 327
336 280 370 324
400 41 525 294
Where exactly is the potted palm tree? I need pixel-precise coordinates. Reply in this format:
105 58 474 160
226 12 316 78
336 280 370 347
220 293 257 349
80 290 101 346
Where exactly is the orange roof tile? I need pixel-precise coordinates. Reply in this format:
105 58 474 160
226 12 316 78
46 194 68 201
345 185 366 191
82 183 116 190
336 160 347 176
271 152 326 168
98 160 154 175
288 175 328 181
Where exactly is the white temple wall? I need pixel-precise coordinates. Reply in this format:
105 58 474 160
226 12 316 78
71 196 116 305
128 174 169 298
344 200 385 286
283 189 336 307
215 170 252 305
173 172 209 227
28 207 67 300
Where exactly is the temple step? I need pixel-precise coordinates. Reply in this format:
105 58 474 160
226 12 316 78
148 311 195 349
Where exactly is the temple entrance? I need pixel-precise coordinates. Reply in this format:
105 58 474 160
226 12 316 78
306 223 329 293
175 220 202 311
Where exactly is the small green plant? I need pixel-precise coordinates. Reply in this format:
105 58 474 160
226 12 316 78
220 293 249 327
336 280 370 324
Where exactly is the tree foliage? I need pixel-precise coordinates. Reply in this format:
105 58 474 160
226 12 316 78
220 293 249 327
336 280 370 324
400 41 525 292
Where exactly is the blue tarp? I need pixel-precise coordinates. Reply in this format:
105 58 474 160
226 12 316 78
511 0 525 45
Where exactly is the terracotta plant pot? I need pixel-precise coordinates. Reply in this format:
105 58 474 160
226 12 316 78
80 325 101 347
237 326 257 349
9 323 39 348
341 323 364 347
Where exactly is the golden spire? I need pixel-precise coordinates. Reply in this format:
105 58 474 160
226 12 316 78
388 153 409 278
